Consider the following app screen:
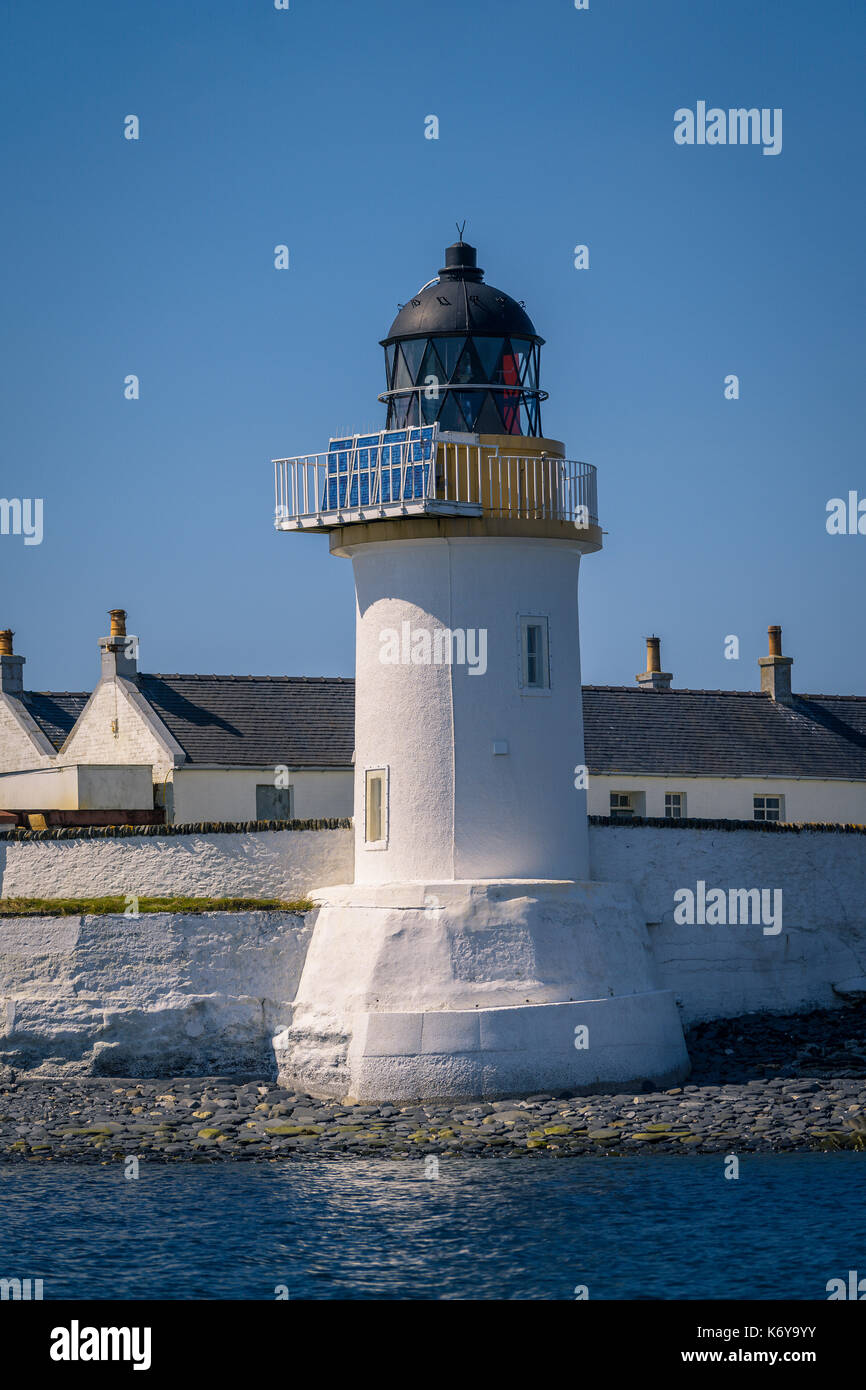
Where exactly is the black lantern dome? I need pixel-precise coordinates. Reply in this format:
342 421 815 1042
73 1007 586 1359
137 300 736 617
379 240 547 436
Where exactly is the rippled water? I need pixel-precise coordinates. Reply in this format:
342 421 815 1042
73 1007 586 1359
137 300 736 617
0 1153 863 1300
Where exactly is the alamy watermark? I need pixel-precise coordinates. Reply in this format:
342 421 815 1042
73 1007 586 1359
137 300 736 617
1 1277 43 1300
0 498 43 546
674 103 782 156
826 492 866 535
50 1323 151 1370
379 622 487 676
674 881 783 935
827 1270 866 1299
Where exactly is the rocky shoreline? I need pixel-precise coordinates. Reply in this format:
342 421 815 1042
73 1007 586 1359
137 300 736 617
1 1003 864 1163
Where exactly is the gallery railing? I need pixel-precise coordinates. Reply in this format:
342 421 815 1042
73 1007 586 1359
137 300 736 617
274 427 597 531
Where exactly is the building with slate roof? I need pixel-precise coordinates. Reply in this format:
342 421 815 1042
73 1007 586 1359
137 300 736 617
581 630 866 823
0 615 354 826
0 613 863 829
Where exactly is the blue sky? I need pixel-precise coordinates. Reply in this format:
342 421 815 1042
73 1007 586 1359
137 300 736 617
1 0 864 694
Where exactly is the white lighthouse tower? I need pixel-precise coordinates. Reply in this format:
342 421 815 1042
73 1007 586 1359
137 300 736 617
273 238 688 1100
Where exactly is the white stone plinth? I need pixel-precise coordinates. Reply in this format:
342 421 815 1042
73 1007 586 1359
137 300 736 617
274 879 690 1100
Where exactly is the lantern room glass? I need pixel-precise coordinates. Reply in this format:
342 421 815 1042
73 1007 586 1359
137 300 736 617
382 333 544 437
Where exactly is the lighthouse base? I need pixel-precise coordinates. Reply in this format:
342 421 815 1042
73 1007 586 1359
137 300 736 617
273 879 689 1102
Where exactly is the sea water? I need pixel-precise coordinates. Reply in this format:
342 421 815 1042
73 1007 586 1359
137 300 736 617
0 1153 863 1300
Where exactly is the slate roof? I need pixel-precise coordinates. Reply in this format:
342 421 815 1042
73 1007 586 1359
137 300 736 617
136 675 355 767
20 692 89 750
582 687 866 781
17 678 866 781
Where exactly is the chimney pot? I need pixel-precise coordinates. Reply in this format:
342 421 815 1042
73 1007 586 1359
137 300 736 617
636 634 672 691
758 623 793 703
100 608 138 681
0 629 24 695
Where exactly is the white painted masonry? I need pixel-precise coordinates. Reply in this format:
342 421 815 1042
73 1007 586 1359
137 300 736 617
171 768 353 825
277 878 688 1100
277 992 686 1103
0 827 353 901
0 910 311 1075
588 823 866 1023
59 678 182 778
1 822 865 1077
0 765 153 812
588 773 866 825
349 535 591 883
281 514 639 1100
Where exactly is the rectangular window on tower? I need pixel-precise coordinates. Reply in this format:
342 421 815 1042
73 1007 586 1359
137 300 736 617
519 615 550 691
365 768 388 846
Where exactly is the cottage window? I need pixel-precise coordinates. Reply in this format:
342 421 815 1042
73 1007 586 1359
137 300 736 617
256 784 293 820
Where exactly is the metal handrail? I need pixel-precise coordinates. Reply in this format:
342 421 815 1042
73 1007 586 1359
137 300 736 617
274 437 597 530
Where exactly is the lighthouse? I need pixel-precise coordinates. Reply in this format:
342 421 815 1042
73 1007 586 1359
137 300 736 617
273 238 688 1101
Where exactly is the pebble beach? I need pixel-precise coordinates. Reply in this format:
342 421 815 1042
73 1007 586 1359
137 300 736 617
1 1003 864 1164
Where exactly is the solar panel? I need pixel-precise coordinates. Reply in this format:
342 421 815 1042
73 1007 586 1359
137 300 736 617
325 426 437 510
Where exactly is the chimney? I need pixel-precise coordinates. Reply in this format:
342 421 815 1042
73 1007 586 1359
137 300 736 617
0 629 24 696
99 608 138 680
636 635 672 691
758 624 793 703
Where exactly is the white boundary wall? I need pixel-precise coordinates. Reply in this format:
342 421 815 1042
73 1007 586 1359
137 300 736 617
2 822 864 1079
0 827 353 901
0 910 311 1075
589 822 866 1023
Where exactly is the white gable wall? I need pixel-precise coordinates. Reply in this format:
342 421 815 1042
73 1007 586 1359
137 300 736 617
59 678 181 779
0 695 56 772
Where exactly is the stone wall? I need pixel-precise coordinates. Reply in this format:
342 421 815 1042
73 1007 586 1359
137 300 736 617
0 824 354 901
0 910 310 1076
2 817 865 1080
588 819 866 1024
